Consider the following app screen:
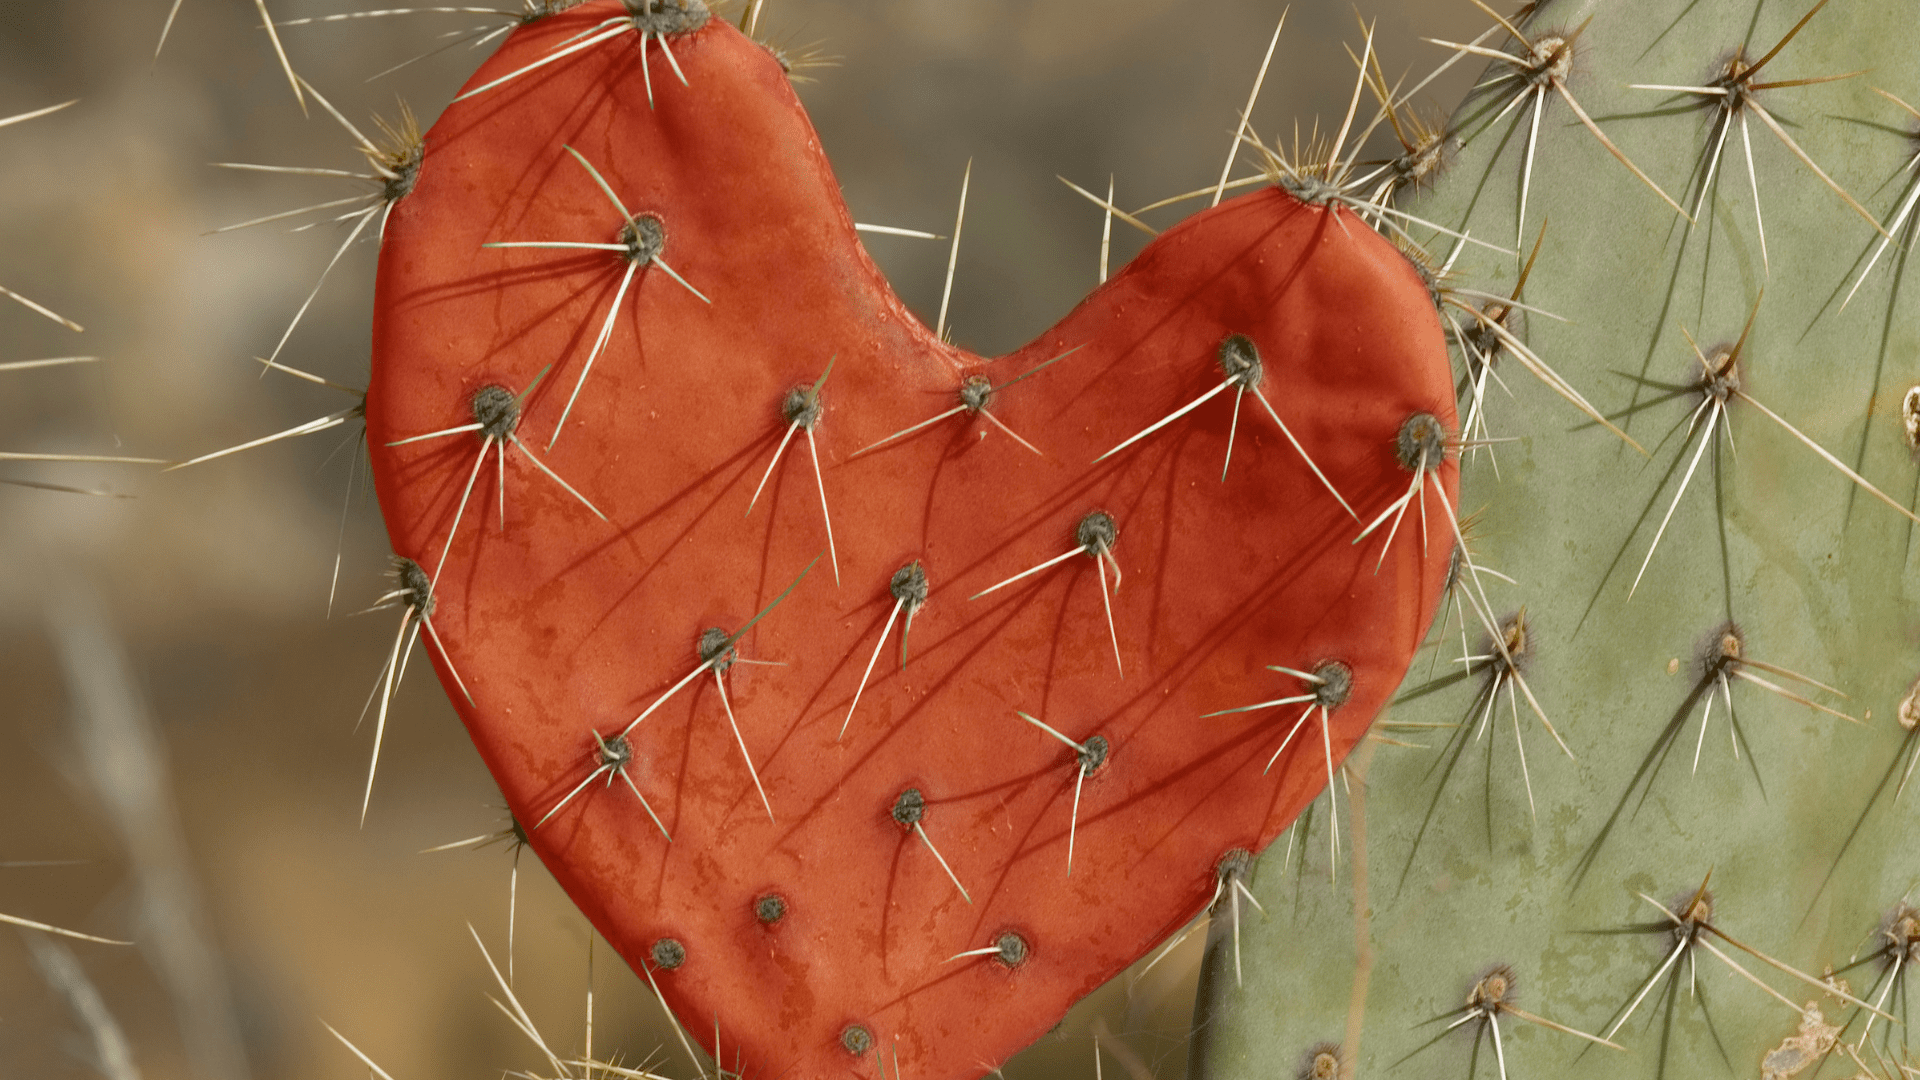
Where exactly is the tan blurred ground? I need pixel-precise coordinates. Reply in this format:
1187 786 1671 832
0 1 1486 1076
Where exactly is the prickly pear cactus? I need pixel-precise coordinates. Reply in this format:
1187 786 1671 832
360 3 1460 1078
1193 1 1920 1078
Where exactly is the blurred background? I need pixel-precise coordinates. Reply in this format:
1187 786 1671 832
0 1 1487 1076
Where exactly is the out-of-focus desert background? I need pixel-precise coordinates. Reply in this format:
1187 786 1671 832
0 1 1486 1076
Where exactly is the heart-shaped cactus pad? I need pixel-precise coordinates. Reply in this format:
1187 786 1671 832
366 3 1457 1077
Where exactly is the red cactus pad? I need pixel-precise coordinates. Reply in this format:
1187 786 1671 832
366 3 1456 1077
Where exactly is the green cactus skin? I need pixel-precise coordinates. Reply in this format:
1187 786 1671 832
1191 1 1920 1078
